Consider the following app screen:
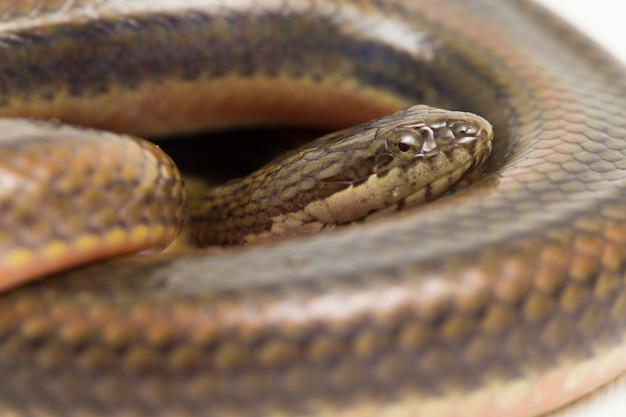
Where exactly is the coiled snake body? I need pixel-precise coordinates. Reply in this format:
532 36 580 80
1 0 626 416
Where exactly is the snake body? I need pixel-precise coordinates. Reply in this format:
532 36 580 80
2 0 626 416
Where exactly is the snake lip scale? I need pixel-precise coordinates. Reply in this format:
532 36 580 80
1 1 626 417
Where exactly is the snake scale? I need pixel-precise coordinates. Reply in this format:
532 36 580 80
2 0 626 416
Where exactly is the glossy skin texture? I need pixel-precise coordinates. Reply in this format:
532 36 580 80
0 120 186 290
1 1 626 417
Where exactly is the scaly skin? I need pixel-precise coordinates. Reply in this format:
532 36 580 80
0 0 626 416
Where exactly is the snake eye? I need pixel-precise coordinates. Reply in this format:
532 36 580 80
386 127 432 158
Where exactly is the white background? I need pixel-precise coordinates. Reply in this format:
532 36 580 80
536 0 626 63
518 1 626 416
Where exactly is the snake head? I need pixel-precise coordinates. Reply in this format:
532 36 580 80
302 104 494 224
378 105 493 166
191 105 494 244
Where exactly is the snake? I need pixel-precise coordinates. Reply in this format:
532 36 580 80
1 0 626 416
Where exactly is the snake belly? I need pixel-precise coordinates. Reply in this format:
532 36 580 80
1 1 626 417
